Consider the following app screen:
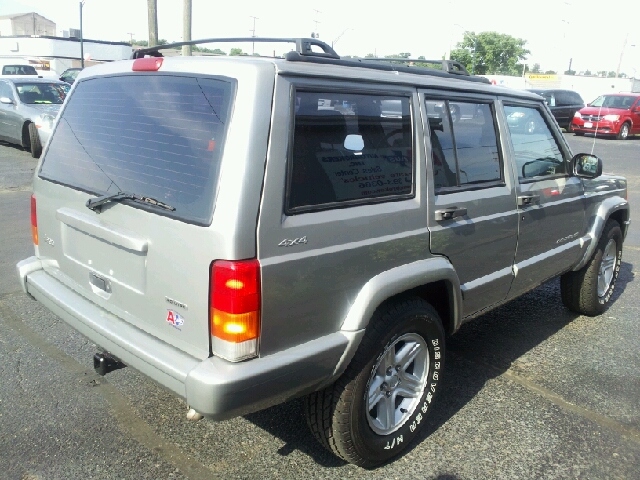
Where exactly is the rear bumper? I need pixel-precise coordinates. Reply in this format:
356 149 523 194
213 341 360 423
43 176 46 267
17 256 350 420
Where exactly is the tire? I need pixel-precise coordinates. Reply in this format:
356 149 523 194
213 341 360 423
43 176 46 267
28 123 42 158
305 298 445 467
616 122 630 140
574 131 584 136
561 220 623 316
566 122 574 133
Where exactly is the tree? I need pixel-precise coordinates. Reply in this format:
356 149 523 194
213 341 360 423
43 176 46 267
531 63 541 73
565 69 576 75
544 70 557 74
229 48 246 56
584 69 592 76
365 53 377 58
597 71 607 77
450 31 529 75
607 71 616 78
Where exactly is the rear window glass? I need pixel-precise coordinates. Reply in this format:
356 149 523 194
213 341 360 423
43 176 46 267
288 91 413 212
39 75 234 226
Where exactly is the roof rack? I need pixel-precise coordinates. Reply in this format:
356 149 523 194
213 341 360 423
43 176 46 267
131 37 489 85
357 58 470 76
131 37 339 59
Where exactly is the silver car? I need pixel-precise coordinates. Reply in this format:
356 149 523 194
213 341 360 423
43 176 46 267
16 38 630 467
0 77 69 157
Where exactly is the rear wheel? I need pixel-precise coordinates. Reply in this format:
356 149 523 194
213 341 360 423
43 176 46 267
616 122 630 140
561 220 623 316
305 298 445 467
28 123 42 158
566 123 574 133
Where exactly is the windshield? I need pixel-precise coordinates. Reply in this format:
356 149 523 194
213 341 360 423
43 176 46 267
2 65 37 75
589 95 637 109
16 83 70 104
39 75 235 226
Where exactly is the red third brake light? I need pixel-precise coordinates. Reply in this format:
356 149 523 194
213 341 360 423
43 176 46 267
132 57 163 71
210 259 261 362
30 194 38 246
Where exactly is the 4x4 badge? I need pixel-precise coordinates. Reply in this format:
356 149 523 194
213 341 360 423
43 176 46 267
278 236 307 247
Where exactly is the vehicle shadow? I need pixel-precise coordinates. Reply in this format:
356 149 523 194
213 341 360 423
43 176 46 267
244 260 634 469
0 140 28 153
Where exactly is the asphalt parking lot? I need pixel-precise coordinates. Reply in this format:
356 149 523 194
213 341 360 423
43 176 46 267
0 133 639 479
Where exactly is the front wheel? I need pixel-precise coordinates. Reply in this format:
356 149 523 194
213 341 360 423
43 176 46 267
561 220 623 316
28 123 42 158
305 298 445 467
616 122 630 140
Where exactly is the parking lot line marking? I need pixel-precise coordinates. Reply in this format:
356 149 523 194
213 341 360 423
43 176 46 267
502 369 640 445
451 352 640 445
0 298 223 480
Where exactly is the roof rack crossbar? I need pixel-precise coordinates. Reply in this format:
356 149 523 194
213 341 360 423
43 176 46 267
131 37 339 59
359 58 470 76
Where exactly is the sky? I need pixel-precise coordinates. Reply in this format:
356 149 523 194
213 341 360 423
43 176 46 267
1 0 638 75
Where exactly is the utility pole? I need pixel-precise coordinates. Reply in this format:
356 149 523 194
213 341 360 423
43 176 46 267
249 16 258 55
312 9 321 38
616 33 629 78
182 0 192 56
127 32 135 44
79 2 85 68
147 0 158 47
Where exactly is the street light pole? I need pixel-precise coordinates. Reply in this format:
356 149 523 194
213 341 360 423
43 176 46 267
79 1 84 68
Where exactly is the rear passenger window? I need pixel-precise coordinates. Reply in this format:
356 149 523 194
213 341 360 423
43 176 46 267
287 91 413 212
426 99 501 190
503 105 567 180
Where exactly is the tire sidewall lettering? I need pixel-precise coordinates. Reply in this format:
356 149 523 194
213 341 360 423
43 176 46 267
598 233 622 306
357 315 445 457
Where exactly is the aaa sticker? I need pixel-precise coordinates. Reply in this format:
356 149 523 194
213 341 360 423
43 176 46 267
166 309 185 327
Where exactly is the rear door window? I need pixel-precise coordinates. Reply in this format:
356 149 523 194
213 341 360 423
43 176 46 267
426 99 502 190
287 91 413 212
39 74 234 226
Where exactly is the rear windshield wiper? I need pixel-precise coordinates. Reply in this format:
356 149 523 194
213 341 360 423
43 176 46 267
86 191 176 213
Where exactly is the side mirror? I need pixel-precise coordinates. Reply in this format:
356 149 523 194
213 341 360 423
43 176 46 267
573 153 602 178
0 96 15 105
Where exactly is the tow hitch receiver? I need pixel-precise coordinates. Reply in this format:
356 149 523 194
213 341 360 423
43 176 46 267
93 352 126 376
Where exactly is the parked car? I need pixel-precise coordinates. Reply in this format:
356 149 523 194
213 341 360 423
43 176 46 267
1 64 38 76
527 89 585 131
59 67 83 85
571 93 640 139
0 78 70 157
16 38 630 468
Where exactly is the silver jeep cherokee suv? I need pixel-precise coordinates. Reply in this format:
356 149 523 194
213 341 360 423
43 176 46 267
17 38 630 467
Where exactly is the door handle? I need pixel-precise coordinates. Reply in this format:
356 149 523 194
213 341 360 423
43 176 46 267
517 194 540 207
435 206 467 221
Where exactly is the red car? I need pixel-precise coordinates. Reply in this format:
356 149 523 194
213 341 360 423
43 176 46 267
571 93 640 139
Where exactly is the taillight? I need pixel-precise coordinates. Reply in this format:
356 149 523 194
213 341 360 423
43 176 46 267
31 194 38 246
210 259 261 362
132 57 163 71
